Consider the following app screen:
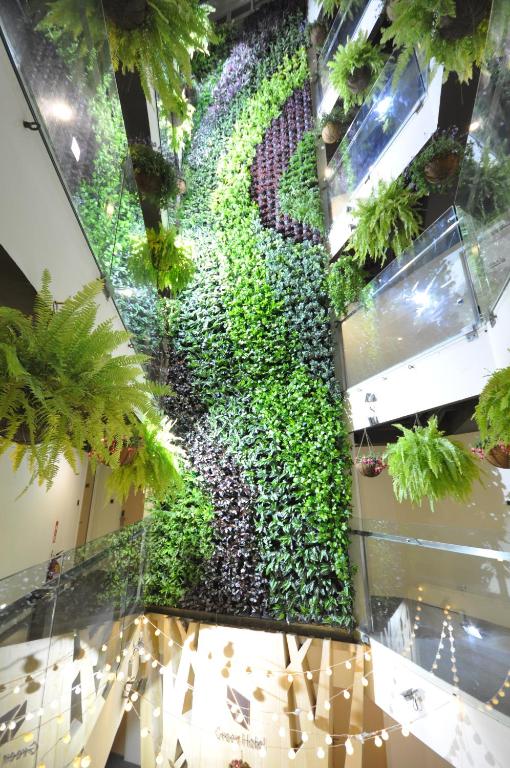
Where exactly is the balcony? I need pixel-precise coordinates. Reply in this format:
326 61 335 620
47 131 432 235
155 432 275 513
340 207 480 388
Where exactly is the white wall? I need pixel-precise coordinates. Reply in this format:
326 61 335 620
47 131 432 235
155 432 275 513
0 448 88 579
86 463 124 542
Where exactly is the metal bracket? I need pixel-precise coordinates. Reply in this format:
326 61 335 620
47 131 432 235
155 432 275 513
23 120 40 131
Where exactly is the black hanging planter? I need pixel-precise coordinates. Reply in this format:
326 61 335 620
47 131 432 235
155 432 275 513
102 0 148 30
347 65 372 94
424 152 461 184
437 0 491 41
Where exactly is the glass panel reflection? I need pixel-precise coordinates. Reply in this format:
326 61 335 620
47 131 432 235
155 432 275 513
326 51 425 221
341 207 480 387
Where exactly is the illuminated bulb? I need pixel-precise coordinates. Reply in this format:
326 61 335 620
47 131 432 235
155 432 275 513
307 711 314 722
155 629 161 637
418 586 423 592
324 700 331 711
439 644 444 650
125 702 133 712
381 729 389 741
287 674 293 683
37 764 46 768
417 596 422 602
491 697 499 706
499 691 505 698
236 714 244 723
104 664 111 672
364 652 371 661
142 617 149 625
271 713 278 723
101 644 108 652
504 681 510 688
14 686 20 694
153 707 161 718
374 735 383 748
306 671 313 680
23 733 34 743
143 654 151 663
362 676 369 687
0 723 5 732
116 656 121 664
432 663 438 670
259 746 267 758
345 738 354 755
26 712 34 722
343 689 351 700
416 606 422 612
141 727 149 738
50 700 59 710
288 749 296 760
345 660 352 670
118 672 125 682
49 99 74 121
317 747 325 759
401 726 410 738
131 692 139 702
168 640 174 648
122 649 128 657
448 625 453 632
134 619 140 626
62 734 71 744
73 758 81 768
81 757 91 768
156 755 163 766
302 732 309 743
443 621 448 627
413 624 418 630
56 715 65 724
120 631 123 639
278 726 285 738
325 734 333 745
152 660 158 669
326 667 333 677
38 708 44 717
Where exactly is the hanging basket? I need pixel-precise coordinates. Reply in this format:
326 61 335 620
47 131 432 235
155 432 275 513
347 65 372 94
134 170 164 200
486 444 510 469
355 456 386 477
0 418 44 445
102 0 148 30
424 152 460 185
177 177 187 195
437 0 491 41
119 445 139 466
322 120 343 144
310 23 327 47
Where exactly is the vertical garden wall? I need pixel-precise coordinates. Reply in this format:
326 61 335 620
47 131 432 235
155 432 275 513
153 0 353 627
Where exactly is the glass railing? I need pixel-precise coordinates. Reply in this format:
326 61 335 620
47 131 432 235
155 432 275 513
0 0 161 358
341 207 480 387
455 0 510 317
326 51 426 221
317 0 377 108
350 526 510 718
0 525 146 767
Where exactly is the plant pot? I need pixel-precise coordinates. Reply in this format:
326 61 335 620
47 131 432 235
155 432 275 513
424 152 460 184
486 445 510 469
310 23 327 47
355 459 384 477
0 418 42 445
347 65 372 94
103 0 148 30
322 120 342 144
386 0 397 21
134 170 163 200
120 446 139 466
185 85 197 106
177 177 187 195
437 0 491 41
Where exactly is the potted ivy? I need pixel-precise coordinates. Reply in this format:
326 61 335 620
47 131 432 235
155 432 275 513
355 453 387 477
348 178 422 265
318 106 354 145
474 365 510 469
0 271 161 489
327 34 384 110
129 144 178 207
409 129 467 195
128 225 195 296
384 416 481 509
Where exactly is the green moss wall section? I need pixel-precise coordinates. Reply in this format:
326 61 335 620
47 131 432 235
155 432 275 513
160 3 353 626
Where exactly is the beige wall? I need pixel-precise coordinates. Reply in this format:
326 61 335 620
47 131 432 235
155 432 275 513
0 447 88 580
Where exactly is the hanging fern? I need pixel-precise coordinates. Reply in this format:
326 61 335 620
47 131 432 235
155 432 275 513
129 225 195 294
384 416 481 509
348 178 422 265
39 0 216 119
327 34 384 111
107 418 183 501
474 365 510 450
0 271 163 489
381 0 490 84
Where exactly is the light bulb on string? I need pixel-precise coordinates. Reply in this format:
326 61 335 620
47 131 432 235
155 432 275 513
155 629 161 637
401 726 410 737
62 734 71 744
326 667 333 677
125 702 133 712
316 747 325 759
345 660 352 670
288 749 296 760
361 676 369 687
364 652 371 661
306 671 313 680
325 734 333 745
345 738 354 755
142 617 149 625
343 689 351 700
13 686 20 694
278 726 285 738
287 674 293 683
81 757 91 768
141 728 149 738
153 707 161 718
381 729 389 741
131 692 139 702
324 700 331 711
302 733 309 743
156 755 163 766
374 735 383 748
23 732 34 744
168 640 174 648
101 644 107 652
307 711 314 722
152 660 158 669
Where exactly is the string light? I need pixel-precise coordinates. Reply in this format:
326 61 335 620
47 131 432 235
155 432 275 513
361 676 369 687
62 734 71 744
316 747 325 759
401 726 410 738
287 673 293 683
326 667 333 677
301 732 309 743
140 727 149 738
381 729 389 741
153 707 161 718
374 735 383 748
306 671 313 680
80 756 91 768
288 749 296 760
325 734 333 745
278 726 285 738
156 755 163 765
343 690 351 700
345 737 354 755
23 732 34 743
324 701 331 711
307 711 314 722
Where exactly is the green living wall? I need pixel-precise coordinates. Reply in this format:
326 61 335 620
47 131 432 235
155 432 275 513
155 0 353 626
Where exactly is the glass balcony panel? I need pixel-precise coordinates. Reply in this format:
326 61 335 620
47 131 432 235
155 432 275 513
358 534 510 716
326 52 426 221
341 208 480 387
455 0 510 315
317 0 374 107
